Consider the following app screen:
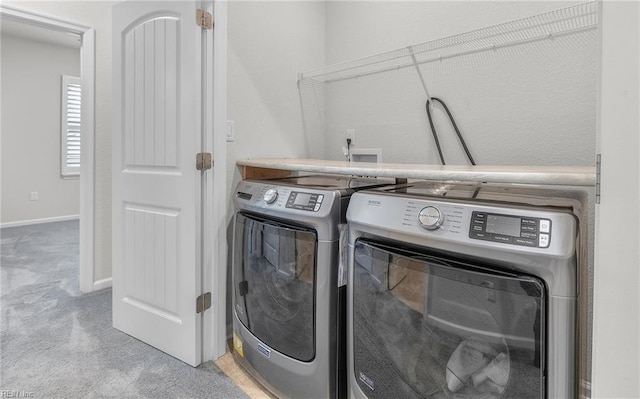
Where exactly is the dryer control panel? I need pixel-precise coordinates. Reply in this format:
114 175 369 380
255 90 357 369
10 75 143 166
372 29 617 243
469 211 551 248
234 181 337 218
347 191 577 259
285 191 324 212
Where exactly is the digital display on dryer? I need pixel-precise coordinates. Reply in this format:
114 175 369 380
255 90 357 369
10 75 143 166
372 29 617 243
285 191 323 211
294 193 312 206
486 214 521 237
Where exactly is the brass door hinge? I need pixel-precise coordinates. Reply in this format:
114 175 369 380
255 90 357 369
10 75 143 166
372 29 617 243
196 9 213 30
196 292 211 313
196 152 212 171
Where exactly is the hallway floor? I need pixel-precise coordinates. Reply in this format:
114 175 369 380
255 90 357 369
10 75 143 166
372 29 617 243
1 220 249 398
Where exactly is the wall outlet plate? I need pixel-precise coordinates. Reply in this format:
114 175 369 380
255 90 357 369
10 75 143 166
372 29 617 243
345 128 355 143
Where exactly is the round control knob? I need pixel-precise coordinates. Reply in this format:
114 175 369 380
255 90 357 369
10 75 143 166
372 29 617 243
263 188 278 204
418 206 444 230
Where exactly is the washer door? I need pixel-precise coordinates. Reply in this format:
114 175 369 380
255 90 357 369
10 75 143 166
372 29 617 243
233 212 317 362
352 239 546 399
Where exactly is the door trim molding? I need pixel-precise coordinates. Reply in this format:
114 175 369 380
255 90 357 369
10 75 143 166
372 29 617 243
202 0 228 362
0 5 96 294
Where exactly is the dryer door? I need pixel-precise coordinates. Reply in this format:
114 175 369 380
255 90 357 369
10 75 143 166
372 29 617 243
351 239 546 399
233 212 317 362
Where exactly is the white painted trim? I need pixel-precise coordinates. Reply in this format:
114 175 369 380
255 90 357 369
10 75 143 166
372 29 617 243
202 0 228 362
92 277 112 291
201 0 215 363
0 215 80 229
0 5 90 33
0 5 96 295
592 2 640 398
79 27 96 294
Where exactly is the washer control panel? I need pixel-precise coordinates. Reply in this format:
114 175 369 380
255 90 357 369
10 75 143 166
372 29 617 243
235 181 337 216
285 191 324 212
470 211 551 248
418 206 444 230
401 201 465 236
263 188 278 204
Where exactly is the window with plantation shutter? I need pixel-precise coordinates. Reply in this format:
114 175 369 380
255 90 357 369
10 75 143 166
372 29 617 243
61 75 81 177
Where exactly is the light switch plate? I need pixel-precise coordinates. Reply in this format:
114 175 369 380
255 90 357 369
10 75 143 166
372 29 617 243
226 120 235 142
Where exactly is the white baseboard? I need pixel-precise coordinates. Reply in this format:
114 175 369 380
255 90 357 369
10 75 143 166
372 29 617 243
0 214 80 229
93 277 112 291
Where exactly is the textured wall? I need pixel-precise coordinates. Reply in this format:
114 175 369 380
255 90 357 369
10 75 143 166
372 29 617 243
226 1 326 200
320 1 597 167
1 35 80 223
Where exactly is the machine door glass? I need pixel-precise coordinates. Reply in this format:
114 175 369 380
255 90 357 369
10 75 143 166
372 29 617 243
234 212 317 362
352 239 546 399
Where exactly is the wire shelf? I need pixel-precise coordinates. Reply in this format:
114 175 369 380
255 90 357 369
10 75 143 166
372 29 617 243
299 2 598 84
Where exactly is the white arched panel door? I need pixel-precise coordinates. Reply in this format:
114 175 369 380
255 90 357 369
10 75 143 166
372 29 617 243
112 1 203 366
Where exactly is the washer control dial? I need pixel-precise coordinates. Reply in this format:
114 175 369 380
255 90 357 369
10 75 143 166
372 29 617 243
418 206 444 230
263 188 278 204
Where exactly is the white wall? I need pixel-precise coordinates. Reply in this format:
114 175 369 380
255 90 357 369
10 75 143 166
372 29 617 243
226 1 325 198
3 0 117 281
592 2 640 397
318 1 597 167
1 34 80 224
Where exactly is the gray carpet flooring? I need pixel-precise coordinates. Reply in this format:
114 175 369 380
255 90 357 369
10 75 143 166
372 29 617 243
1 220 248 399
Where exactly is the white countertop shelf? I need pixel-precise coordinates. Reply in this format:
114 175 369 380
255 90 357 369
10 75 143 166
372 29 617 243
237 158 596 187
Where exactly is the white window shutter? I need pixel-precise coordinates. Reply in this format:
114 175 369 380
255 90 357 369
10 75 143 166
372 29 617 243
61 75 81 177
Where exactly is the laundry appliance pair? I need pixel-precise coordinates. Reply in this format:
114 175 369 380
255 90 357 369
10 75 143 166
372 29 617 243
232 175 583 399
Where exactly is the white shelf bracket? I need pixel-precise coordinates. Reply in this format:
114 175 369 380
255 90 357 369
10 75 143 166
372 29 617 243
408 46 433 110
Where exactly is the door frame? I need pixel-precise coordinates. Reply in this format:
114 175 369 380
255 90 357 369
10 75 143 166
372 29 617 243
204 0 228 361
0 5 96 293
592 2 640 397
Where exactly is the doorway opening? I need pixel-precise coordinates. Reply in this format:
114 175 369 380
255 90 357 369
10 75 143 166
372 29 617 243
0 5 96 293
